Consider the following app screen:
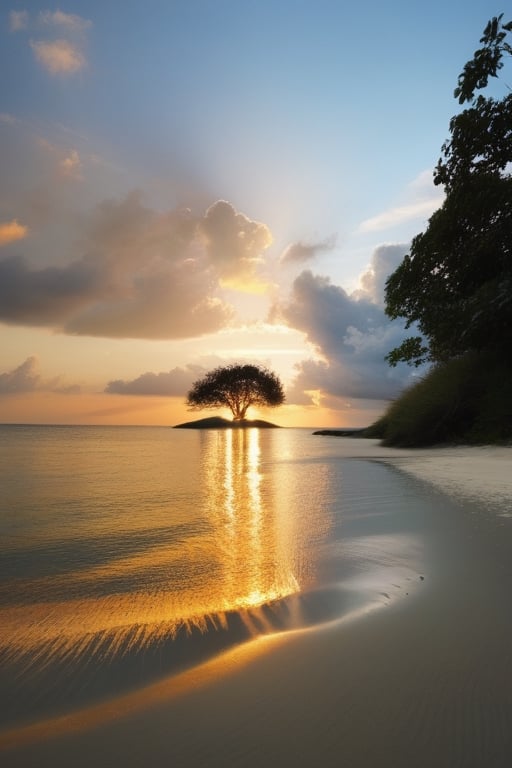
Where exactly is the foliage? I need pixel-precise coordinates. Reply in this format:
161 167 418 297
365 352 512 447
384 14 512 367
435 94 512 189
385 173 512 365
454 14 512 104
186 364 285 421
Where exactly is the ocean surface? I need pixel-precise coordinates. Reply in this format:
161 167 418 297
0 425 427 729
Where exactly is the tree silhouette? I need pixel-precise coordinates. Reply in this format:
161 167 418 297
385 14 512 367
186 364 285 421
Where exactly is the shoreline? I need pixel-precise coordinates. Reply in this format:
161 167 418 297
2 441 512 766
343 440 512 515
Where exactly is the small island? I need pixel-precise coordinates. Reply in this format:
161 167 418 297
177 363 285 430
174 416 279 429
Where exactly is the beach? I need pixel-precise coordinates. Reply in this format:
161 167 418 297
1 436 512 767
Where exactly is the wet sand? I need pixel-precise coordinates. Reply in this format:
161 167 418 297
2 442 512 767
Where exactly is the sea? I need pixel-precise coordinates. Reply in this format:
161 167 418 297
0 424 427 730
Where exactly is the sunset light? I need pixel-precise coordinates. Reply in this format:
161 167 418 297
0 1 472 429
2 5 512 766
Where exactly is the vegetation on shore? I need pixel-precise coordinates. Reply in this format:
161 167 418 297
365 353 512 446
368 15 512 447
313 428 366 437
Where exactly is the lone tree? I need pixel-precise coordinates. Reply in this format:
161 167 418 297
384 14 512 367
186 364 285 421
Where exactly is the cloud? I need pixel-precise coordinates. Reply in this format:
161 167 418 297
0 219 28 246
60 148 82 179
358 170 444 233
358 199 441 233
9 10 28 32
106 365 205 396
36 138 84 180
39 10 92 33
16 8 92 75
0 252 103 325
0 357 41 393
30 39 86 74
0 112 17 124
355 243 409 306
275 266 422 406
0 356 80 394
0 194 275 339
280 236 336 264
200 200 273 290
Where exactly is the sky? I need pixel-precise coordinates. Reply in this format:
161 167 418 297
0 0 502 427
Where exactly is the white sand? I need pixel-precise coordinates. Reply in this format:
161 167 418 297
2 442 512 767
388 446 512 513
335 440 512 515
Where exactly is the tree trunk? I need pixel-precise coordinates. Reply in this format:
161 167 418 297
233 404 248 421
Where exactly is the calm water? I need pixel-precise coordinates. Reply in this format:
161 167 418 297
0 425 425 728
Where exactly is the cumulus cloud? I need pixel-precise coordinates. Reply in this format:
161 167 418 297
0 194 274 339
0 356 80 394
275 265 421 406
0 219 28 246
106 365 205 396
0 357 41 393
280 236 336 264
30 38 86 74
355 243 409 306
200 200 272 290
9 10 28 32
0 253 103 325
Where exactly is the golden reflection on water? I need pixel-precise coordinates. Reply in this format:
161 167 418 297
203 429 301 615
0 429 326 676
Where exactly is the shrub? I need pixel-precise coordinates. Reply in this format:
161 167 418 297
366 352 512 446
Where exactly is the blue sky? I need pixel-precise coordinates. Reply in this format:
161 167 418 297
0 1 504 426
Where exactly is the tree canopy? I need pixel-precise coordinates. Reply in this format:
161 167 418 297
186 364 285 421
385 14 512 367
